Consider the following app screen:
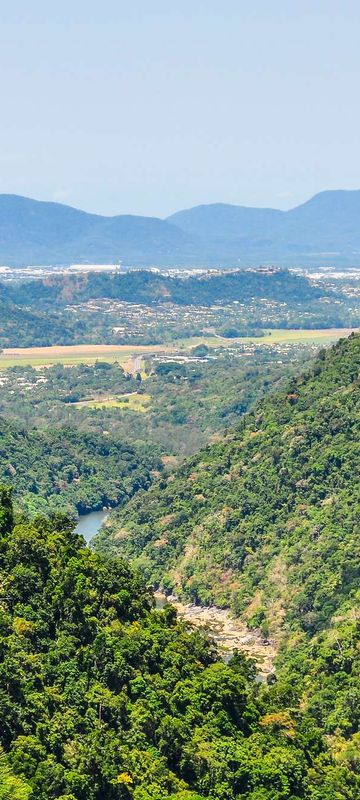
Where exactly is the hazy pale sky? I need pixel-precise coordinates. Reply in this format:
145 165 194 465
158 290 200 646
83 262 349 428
1 1 360 217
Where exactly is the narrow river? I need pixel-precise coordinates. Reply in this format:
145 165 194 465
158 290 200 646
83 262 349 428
74 509 109 544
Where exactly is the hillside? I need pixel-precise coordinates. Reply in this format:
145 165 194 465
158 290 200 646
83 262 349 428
11 268 326 309
1 490 360 799
0 293 85 347
97 334 360 757
2 268 348 348
98 332 360 624
169 190 360 244
0 418 160 515
1 189 360 266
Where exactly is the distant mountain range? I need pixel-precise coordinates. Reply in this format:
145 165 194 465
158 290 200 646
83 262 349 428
1 190 360 267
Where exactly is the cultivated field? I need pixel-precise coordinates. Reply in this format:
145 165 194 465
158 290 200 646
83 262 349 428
0 328 357 369
0 343 177 369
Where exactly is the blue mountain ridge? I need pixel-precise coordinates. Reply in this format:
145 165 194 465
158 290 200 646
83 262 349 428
1 190 360 267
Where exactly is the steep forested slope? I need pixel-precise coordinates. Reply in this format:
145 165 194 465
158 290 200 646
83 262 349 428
98 334 360 755
0 419 160 515
99 333 360 622
0 489 359 799
0 293 84 349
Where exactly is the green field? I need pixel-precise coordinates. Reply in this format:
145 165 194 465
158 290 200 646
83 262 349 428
74 393 152 413
234 328 359 345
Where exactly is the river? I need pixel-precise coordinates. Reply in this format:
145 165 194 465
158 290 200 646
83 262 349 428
74 519 276 677
155 592 276 679
74 509 109 544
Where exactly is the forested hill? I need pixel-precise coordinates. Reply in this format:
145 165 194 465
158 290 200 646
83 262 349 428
11 268 327 309
0 268 340 348
1 490 360 798
97 334 360 760
98 332 360 626
0 418 161 515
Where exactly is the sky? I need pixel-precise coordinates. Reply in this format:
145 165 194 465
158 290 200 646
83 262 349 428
1 0 360 217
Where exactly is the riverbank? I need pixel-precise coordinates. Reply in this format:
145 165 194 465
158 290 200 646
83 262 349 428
155 592 276 678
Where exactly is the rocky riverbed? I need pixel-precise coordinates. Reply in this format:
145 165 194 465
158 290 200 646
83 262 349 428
155 592 276 679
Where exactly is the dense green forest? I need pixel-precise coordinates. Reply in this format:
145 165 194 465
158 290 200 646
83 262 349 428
0 489 359 799
95 334 360 784
0 418 161 515
0 295 87 349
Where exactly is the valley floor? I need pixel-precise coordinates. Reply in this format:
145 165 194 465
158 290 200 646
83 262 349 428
0 327 358 367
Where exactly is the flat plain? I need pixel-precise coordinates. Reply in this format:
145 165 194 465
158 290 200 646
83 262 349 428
0 328 358 369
